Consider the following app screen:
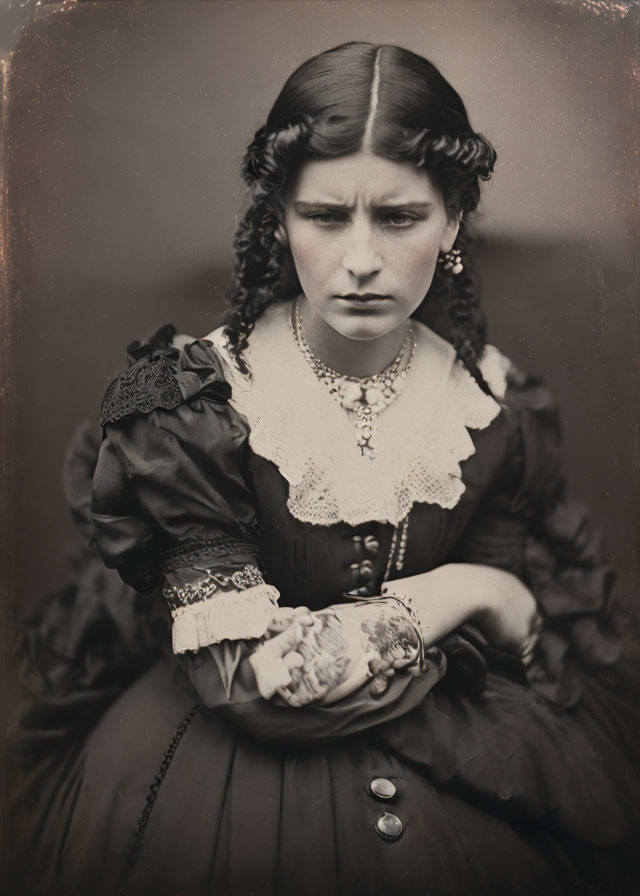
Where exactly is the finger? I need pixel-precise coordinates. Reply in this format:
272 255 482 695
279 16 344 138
368 674 390 697
277 688 303 707
392 647 421 669
267 608 296 632
286 693 301 707
369 653 396 675
295 614 314 627
277 683 318 707
292 606 314 625
283 650 305 670
267 621 305 655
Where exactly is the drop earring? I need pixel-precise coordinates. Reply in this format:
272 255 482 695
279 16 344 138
275 224 289 248
437 249 463 275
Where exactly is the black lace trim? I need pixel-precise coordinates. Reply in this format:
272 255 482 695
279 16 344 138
119 703 199 893
100 355 183 427
161 538 261 573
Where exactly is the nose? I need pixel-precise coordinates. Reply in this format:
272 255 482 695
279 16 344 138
342 220 382 282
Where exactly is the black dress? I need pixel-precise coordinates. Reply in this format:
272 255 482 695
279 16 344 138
11 305 640 896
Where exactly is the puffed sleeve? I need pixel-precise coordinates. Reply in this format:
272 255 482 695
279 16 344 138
450 359 625 706
90 336 280 654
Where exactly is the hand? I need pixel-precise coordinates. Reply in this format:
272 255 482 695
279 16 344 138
470 568 539 653
249 601 423 706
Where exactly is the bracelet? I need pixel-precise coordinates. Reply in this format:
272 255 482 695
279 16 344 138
379 583 421 622
379 587 422 639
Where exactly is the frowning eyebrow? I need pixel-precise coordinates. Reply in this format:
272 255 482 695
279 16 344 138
293 200 433 212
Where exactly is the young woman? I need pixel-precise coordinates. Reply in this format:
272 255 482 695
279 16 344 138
13 41 640 896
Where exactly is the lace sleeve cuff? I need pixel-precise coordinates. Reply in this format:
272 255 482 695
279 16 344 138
163 564 280 653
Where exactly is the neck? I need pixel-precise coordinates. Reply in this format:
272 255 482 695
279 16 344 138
296 297 409 378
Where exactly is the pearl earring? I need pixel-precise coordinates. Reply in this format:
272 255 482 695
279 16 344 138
437 249 463 275
275 225 289 248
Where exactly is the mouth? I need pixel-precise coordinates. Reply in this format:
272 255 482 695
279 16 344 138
336 293 392 305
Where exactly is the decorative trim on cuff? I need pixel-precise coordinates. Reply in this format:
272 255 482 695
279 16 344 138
170 583 280 654
163 564 265 611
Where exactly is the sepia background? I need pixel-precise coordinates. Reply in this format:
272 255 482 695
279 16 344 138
2 0 638 625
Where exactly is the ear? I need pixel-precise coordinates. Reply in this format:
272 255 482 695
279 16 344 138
439 211 462 254
271 194 290 248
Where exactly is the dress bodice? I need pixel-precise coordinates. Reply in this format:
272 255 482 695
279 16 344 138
247 424 509 610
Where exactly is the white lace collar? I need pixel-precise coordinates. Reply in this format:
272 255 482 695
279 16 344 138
209 302 509 527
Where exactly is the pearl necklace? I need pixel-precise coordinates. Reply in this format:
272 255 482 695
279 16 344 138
291 300 416 460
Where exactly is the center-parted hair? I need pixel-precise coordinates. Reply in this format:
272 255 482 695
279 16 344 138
225 42 497 387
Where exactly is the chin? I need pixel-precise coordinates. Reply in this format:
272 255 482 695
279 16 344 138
333 318 394 341
327 308 402 341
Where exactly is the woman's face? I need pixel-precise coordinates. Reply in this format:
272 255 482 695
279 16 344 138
281 151 460 342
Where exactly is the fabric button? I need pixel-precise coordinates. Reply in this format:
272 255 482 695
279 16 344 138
359 559 374 574
375 812 403 840
352 535 363 545
369 778 396 800
364 535 379 555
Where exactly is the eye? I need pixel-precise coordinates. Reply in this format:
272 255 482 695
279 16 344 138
304 211 348 227
381 211 421 229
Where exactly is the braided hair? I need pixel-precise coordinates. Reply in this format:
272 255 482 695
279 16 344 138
225 42 496 388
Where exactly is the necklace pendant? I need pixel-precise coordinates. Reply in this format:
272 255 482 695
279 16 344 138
358 438 376 459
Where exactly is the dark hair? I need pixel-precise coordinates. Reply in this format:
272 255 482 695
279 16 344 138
225 42 496 387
